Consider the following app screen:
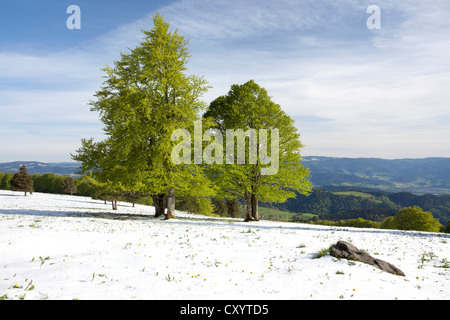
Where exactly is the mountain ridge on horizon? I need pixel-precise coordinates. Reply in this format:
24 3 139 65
1 157 450 195
1 155 449 164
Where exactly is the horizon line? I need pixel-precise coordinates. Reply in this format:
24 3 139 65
1 155 450 164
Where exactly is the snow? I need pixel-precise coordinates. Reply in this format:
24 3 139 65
0 190 449 300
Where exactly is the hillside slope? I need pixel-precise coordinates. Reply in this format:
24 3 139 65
0 190 449 300
273 187 450 225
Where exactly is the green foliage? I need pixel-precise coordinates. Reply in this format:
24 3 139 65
74 178 93 197
444 221 450 233
387 192 450 224
176 196 214 216
212 198 228 217
226 198 242 218
305 204 444 233
388 206 443 232
203 80 311 221
315 217 381 229
314 247 331 259
380 216 397 230
281 188 400 217
276 186 450 226
0 172 13 190
31 173 65 194
71 13 213 217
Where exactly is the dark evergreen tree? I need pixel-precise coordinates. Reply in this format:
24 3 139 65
212 198 228 217
10 165 33 196
444 221 450 233
227 198 242 218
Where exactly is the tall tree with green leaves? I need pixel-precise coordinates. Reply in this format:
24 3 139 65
203 80 311 221
72 13 212 218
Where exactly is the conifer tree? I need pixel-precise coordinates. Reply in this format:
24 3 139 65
10 165 33 196
227 198 242 218
212 198 228 216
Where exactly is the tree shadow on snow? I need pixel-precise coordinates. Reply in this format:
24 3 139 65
1 207 449 240
0 208 156 220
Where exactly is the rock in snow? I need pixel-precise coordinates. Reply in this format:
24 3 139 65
330 241 406 276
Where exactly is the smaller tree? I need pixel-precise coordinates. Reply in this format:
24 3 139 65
227 198 242 218
62 176 77 196
177 196 213 216
212 198 228 216
380 216 396 230
10 165 33 196
0 172 13 190
444 221 450 233
392 206 442 232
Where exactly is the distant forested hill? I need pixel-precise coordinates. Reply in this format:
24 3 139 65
0 161 80 176
271 187 450 225
303 156 450 195
3 157 450 195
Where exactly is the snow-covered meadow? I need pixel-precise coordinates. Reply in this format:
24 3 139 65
0 190 449 300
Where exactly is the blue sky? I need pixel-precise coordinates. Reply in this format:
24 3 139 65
1 0 450 162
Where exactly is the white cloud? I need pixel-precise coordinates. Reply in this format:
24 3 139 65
1 0 450 161
165 0 450 158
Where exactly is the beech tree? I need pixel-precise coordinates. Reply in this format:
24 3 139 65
72 14 212 218
203 80 311 221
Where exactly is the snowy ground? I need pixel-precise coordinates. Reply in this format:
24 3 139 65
0 190 449 300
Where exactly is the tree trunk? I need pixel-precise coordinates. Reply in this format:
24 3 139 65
165 187 176 220
244 189 253 221
111 200 118 210
251 193 259 221
153 194 165 217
